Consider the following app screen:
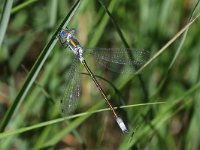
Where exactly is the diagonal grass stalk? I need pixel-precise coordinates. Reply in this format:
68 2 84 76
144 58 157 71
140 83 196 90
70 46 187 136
0 0 81 132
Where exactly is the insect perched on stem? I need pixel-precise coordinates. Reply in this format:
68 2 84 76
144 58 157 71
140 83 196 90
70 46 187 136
58 28 149 133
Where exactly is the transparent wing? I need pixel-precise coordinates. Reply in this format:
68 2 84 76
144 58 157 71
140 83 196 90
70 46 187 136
60 57 80 116
85 48 150 73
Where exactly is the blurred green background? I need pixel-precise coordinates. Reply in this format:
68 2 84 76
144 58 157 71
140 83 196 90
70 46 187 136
0 0 200 149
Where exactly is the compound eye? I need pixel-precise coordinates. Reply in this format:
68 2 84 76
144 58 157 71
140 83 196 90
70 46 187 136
60 30 68 39
70 28 76 35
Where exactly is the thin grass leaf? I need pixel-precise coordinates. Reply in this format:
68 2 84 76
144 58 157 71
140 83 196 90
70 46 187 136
87 0 118 47
41 100 104 148
0 100 166 139
5 55 60 149
168 0 200 70
120 79 200 149
157 0 200 97
11 0 38 14
0 0 81 132
0 0 14 47
9 32 35 72
49 0 57 27
98 0 129 48
135 13 200 75
0 100 103 139
0 1 199 148
98 0 149 101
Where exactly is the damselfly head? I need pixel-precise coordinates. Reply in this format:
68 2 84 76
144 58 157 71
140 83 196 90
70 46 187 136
59 28 76 40
60 30 69 39
69 28 76 35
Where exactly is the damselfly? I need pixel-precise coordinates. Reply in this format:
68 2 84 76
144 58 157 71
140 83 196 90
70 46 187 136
58 28 149 133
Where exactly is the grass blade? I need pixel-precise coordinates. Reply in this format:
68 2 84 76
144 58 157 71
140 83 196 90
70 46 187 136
120 79 200 149
0 0 14 47
0 101 166 139
98 0 149 101
168 0 200 70
87 0 118 47
11 0 38 14
0 0 81 132
135 13 200 75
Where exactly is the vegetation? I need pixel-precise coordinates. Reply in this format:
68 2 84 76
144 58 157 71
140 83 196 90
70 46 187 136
0 0 200 149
